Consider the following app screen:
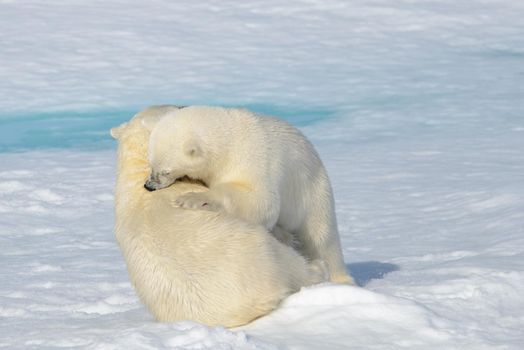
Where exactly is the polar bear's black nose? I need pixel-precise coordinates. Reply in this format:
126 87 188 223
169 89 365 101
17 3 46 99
144 183 156 192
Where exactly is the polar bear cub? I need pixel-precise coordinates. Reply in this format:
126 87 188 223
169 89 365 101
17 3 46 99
144 106 353 284
111 105 327 327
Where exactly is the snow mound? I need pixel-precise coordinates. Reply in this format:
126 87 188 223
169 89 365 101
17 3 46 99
245 284 452 349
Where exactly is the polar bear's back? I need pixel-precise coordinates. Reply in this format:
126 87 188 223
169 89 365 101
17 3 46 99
215 107 331 233
119 185 312 327
257 114 323 173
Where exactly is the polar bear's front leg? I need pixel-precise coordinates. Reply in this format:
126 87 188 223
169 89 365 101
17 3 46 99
178 182 278 229
173 192 224 212
272 226 300 249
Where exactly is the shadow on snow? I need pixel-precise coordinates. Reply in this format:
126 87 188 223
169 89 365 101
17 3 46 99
346 261 399 287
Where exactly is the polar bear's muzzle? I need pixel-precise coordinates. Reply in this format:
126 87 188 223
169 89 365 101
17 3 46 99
144 180 157 192
144 171 175 192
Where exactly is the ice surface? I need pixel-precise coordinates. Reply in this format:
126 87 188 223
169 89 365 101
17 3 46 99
1 0 523 349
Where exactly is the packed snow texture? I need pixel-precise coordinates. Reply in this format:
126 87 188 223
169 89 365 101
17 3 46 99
1 0 524 349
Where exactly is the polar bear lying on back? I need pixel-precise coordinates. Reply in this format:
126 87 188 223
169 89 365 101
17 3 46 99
143 106 354 284
111 105 327 327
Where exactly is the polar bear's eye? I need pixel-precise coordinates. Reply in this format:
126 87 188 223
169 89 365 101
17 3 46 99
160 170 172 176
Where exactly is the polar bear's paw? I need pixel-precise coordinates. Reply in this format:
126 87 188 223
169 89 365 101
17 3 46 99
173 192 223 212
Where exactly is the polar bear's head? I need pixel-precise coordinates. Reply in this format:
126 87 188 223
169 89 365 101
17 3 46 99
110 105 184 141
110 105 186 174
144 110 211 192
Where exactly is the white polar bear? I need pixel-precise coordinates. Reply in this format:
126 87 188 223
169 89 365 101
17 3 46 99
111 105 326 327
143 106 354 284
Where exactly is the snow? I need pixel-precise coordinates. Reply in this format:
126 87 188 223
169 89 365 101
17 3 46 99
1 0 523 349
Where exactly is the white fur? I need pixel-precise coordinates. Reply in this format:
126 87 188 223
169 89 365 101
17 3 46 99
146 106 354 284
111 106 326 327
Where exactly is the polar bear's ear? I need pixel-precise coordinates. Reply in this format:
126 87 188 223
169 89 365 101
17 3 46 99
110 123 128 139
184 139 203 157
141 114 163 132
